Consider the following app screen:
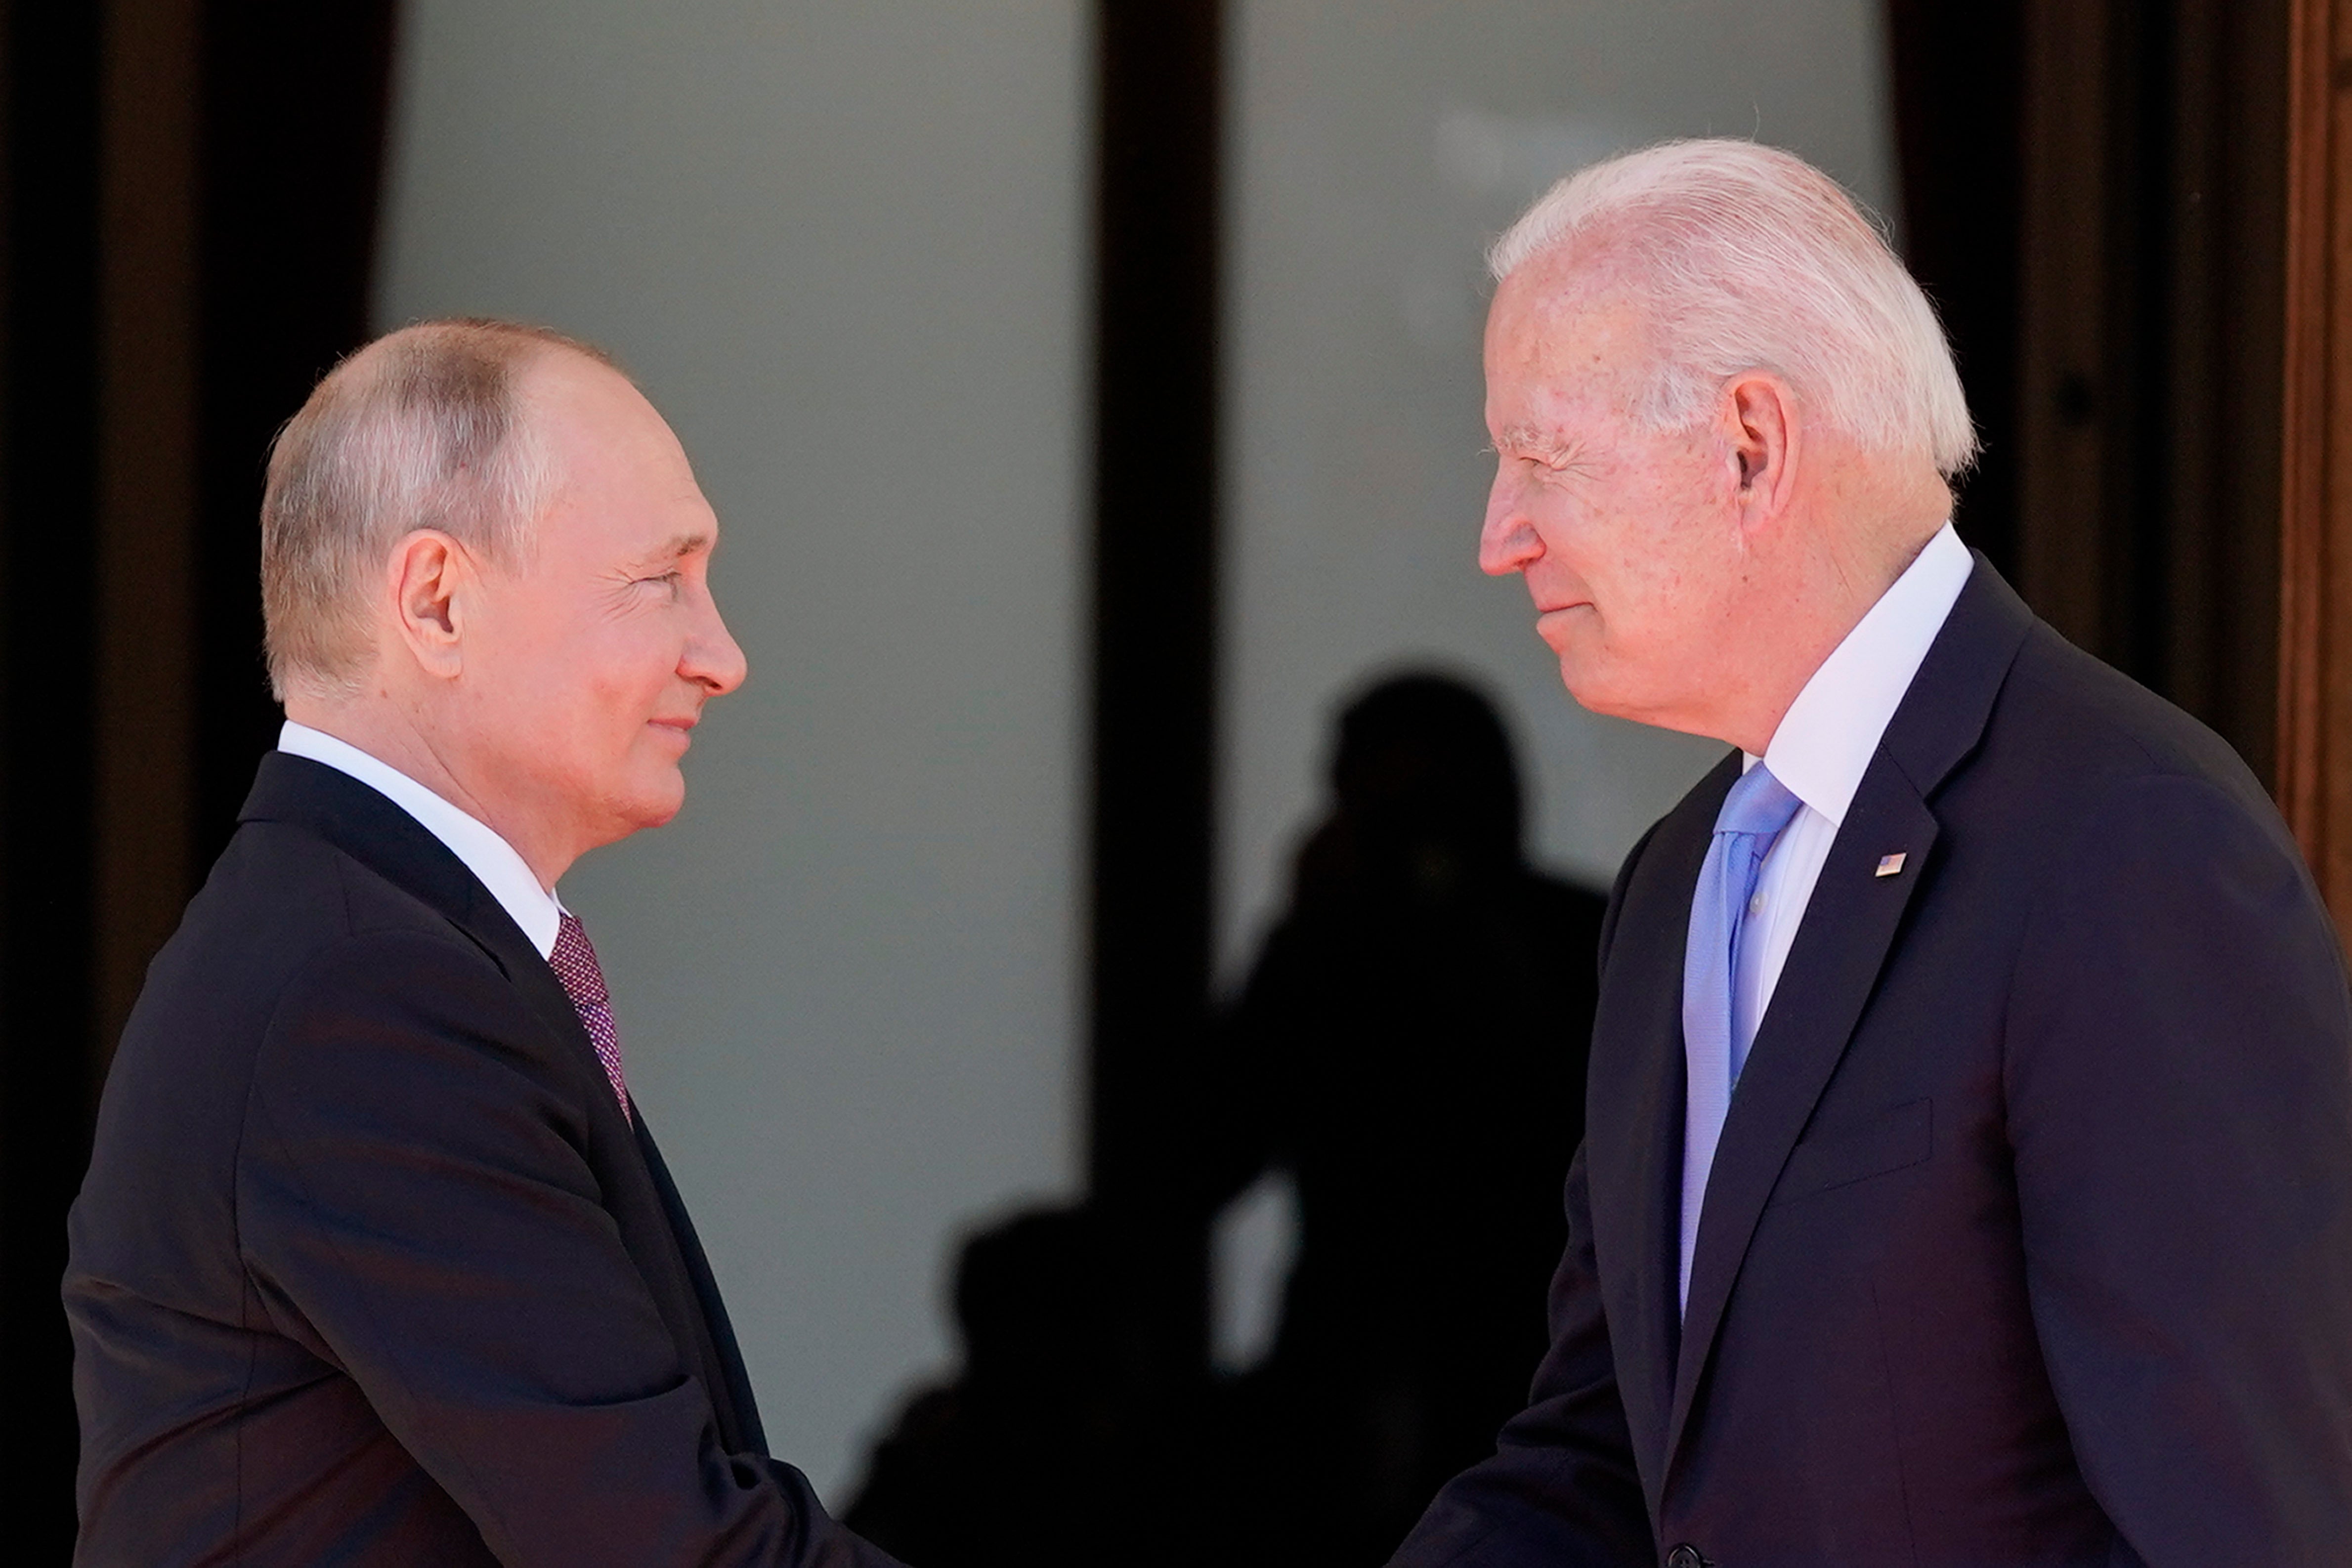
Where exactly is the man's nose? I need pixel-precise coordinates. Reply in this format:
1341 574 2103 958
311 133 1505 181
1480 467 1542 577
684 590 749 696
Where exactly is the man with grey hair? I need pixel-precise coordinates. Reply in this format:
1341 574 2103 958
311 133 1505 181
1389 140 2352 1567
65 320 904 1566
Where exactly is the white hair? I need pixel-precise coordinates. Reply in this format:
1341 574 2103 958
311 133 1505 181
259 319 605 700
1489 138 1977 478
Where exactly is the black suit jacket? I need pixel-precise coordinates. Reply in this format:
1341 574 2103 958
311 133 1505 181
65 754 900 1567
1389 562 2352 1567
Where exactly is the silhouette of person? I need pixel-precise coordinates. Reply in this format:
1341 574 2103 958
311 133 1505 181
845 676 1607 1566
843 1205 1211 1568
1195 671 1608 1565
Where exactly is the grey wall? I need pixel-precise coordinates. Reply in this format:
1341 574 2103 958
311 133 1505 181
1218 0 1901 974
375 0 1089 1499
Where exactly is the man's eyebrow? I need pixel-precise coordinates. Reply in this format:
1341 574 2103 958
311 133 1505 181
1496 424 1575 460
649 530 713 561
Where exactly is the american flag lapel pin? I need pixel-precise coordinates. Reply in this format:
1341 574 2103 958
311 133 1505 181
1875 852 1907 878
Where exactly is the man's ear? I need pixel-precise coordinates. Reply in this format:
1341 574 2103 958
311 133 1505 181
385 529 473 680
1722 371 1801 539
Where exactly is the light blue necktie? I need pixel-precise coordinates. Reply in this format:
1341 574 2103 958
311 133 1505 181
1678 762 1803 1314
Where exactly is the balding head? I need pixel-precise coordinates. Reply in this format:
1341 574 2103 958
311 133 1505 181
264 318 746 887
261 319 609 700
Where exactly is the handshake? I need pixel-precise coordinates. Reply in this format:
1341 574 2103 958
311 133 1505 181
64 140 2352 1568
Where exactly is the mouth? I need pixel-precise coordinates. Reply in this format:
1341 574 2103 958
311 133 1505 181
647 715 699 744
1534 601 1591 650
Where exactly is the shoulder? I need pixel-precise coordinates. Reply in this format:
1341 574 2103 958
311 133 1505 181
1992 625 2278 822
134 819 499 1029
103 819 523 1148
260 920 541 1075
244 923 593 1175
1965 629 2339 1005
76 818 540 1290
1928 625 2297 899
232 896 609 1229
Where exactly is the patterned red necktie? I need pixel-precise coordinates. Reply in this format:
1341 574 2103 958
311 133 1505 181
550 912 632 1124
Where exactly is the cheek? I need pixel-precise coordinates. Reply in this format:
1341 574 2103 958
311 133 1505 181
538 628 679 750
1546 490 1661 597
1583 502 1719 653
595 649 678 730
1523 486 1609 582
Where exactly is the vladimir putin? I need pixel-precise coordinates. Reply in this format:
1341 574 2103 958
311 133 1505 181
66 321 904 1566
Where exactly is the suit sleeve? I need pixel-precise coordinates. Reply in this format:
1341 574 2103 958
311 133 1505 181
1385 823 1665 1568
236 928 904 1568
2005 772 2352 1563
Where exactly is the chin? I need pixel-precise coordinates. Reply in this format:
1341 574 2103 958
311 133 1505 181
1557 654 1634 720
1561 661 1718 740
614 768 688 835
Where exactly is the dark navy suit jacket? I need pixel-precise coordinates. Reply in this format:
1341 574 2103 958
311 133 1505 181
65 755 900 1567
1389 561 2352 1567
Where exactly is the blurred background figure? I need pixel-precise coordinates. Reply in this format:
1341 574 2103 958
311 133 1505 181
840 677 1603 1568
844 1205 1213 1568
1194 672 1606 1566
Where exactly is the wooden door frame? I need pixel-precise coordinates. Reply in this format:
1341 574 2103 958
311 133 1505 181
2279 0 2352 925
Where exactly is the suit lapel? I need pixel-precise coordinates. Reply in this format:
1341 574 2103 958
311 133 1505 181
238 753 759 1453
1663 763 1938 1459
1653 557 2038 1475
246 756 644 1150
1589 753 1736 1489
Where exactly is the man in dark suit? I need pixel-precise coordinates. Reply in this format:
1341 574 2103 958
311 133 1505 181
65 320 902 1566
1388 140 2352 1568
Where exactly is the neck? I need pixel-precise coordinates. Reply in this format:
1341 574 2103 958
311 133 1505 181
285 692 577 890
1711 512 1943 756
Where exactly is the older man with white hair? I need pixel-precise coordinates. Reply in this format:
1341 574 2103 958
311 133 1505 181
65 321 905 1566
1387 141 2352 1568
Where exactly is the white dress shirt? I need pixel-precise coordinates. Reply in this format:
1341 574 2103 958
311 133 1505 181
1729 523 1973 1080
277 720 564 960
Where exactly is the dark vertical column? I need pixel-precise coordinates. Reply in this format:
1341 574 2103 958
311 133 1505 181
0 1 400 1542
95 0 201 1073
2007 0 2286 775
1894 0 2287 781
193 0 398 862
0 0 101 1554
2159 0 2287 782
1087 0 1222 1208
2097 0 2166 691
1886 0 2027 584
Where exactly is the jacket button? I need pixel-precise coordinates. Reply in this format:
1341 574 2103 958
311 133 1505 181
1666 1548 1708 1568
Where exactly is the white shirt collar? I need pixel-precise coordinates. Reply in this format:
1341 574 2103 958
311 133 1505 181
1748 522 1974 827
277 720 564 958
